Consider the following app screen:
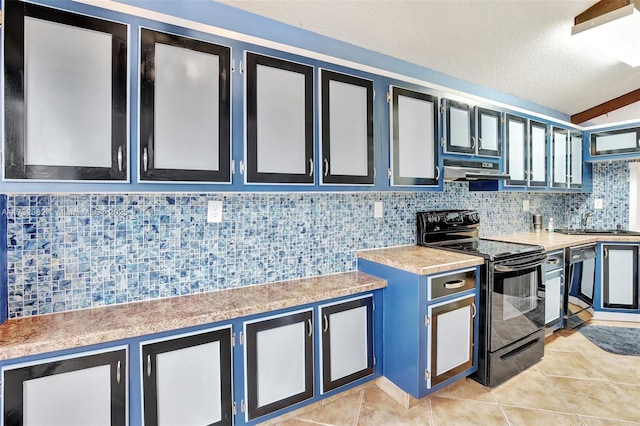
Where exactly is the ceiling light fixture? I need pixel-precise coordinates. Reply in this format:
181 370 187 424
571 0 640 67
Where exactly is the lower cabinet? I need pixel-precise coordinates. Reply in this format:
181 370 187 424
543 250 565 334
427 294 475 388
319 296 375 393
2 347 127 426
601 244 639 310
140 326 233 426
243 309 315 422
1 291 381 426
358 258 478 399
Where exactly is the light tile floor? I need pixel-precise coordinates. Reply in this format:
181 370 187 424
261 320 640 425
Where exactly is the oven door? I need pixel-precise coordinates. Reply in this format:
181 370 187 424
490 253 546 352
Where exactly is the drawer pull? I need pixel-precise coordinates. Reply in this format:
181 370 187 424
546 258 560 265
444 279 466 289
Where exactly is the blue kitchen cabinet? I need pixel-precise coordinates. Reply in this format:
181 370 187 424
443 98 475 156
589 127 640 158
597 243 640 313
475 107 502 158
358 259 478 398
318 295 375 394
138 28 232 183
243 308 315 422
551 126 583 190
3 1 128 181
388 86 441 187
244 52 315 185
319 70 375 185
140 326 233 426
242 292 380 423
2 346 127 425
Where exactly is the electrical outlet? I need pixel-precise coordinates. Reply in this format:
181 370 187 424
374 201 383 218
522 200 530 211
594 199 603 209
207 200 223 223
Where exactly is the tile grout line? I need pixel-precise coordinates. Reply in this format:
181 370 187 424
352 388 365 426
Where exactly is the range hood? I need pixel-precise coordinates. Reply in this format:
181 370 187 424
443 159 510 181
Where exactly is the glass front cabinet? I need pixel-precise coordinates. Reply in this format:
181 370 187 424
3 1 128 181
504 116 547 188
552 127 583 189
600 244 639 311
389 86 440 186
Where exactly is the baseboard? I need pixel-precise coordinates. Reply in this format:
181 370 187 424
592 312 640 322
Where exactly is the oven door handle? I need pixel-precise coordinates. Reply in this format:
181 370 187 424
494 254 547 273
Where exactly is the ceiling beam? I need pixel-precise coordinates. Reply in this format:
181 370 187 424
571 89 640 124
575 0 640 24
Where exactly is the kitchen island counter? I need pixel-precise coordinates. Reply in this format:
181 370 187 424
0 271 385 361
357 244 484 275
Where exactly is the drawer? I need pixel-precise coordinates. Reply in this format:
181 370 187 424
544 250 564 272
428 268 476 301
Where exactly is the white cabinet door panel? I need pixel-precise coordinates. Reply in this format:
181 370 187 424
156 341 222 425
607 249 635 305
25 17 112 168
24 365 111 426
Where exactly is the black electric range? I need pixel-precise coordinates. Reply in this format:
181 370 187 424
417 210 547 387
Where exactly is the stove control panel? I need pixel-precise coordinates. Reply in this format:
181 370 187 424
418 210 479 232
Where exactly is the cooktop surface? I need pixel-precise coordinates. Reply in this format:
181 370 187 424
429 238 544 260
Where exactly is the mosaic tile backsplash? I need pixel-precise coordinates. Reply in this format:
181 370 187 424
5 162 633 318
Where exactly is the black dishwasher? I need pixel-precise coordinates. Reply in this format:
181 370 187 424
564 244 596 329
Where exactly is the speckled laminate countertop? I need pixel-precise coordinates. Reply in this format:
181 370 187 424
0 271 385 361
487 231 640 252
356 245 485 275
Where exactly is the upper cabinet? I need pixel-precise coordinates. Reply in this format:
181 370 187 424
551 127 583 189
443 100 501 158
504 116 548 188
319 70 374 185
139 29 231 183
244 52 314 185
476 107 502 157
389 86 439 186
528 120 548 187
504 114 527 186
443 99 474 155
589 127 640 157
3 1 128 181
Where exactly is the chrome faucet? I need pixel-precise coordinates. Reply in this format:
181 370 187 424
581 211 592 230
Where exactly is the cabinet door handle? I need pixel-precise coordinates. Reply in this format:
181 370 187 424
604 248 608 259
477 137 482 149
117 147 123 172
470 136 476 149
116 360 121 384
143 147 148 173
323 314 328 333
324 159 329 177
444 279 465 289
471 302 477 318
309 159 314 177
434 166 440 181
239 160 245 175
147 354 152 377
307 318 313 337
560 274 564 285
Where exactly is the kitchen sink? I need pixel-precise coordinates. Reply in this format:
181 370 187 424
554 228 640 236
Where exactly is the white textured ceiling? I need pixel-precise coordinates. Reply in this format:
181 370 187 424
217 0 640 125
